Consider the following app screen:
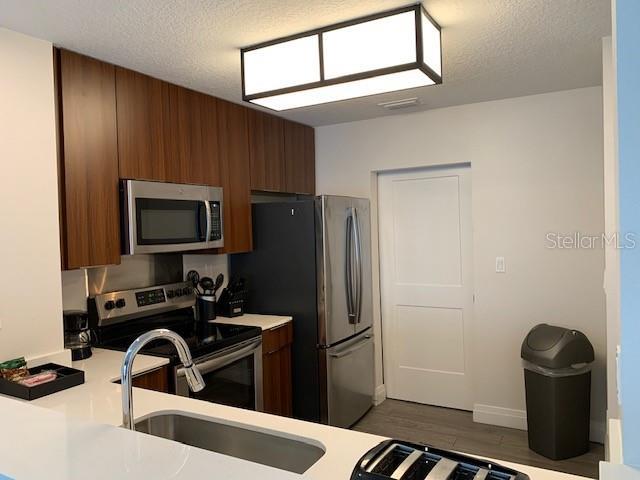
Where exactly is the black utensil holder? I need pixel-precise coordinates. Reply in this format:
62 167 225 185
196 295 217 321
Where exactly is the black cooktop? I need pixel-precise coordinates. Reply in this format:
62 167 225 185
93 308 261 362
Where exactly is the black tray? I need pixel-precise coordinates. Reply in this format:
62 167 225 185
0 363 84 401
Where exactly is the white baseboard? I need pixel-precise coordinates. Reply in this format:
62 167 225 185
26 349 72 368
473 404 527 430
473 403 606 443
374 384 387 405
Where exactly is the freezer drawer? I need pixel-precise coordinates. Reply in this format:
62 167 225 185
325 330 374 428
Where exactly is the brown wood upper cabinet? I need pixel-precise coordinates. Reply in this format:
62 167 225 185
56 50 317 265
248 109 286 192
115 68 220 186
57 50 121 269
284 120 315 195
217 100 252 254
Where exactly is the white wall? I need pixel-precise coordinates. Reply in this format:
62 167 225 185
316 86 607 440
183 254 229 290
61 269 89 311
0 28 66 364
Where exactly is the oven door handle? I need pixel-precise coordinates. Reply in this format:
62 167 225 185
177 338 262 377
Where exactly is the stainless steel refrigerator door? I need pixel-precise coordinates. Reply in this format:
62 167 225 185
325 329 375 428
316 195 355 346
316 195 373 346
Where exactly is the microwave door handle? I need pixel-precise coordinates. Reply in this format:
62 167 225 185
204 200 212 243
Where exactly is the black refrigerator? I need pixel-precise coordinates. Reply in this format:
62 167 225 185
230 196 374 428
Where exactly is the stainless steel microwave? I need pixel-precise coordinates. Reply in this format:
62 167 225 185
121 180 224 254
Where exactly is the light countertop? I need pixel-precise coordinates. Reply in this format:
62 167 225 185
1 334 591 479
72 348 169 384
213 313 292 331
30 355 384 480
0 396 301 480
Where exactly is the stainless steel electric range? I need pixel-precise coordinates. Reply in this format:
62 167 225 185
89 281 263 411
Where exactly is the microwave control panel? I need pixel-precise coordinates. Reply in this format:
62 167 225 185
209 201 222 241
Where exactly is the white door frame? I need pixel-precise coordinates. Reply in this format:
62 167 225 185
376 163 475 410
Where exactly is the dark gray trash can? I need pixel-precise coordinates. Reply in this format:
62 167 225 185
521 323 595 460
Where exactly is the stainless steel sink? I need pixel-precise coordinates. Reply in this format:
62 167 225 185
135 413 325 474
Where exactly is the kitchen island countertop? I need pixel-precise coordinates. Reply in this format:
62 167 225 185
0 335 592 480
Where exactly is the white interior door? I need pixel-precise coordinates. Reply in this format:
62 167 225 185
378 164 474 410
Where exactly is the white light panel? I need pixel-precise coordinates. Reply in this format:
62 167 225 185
421 11 441 77
322 11 417 79
243 35 320 95
241 6 442 110
250 69 434 111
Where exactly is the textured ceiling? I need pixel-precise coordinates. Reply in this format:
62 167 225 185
0 0 610 126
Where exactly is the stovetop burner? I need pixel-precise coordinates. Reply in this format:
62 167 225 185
89 281 262 363
96 315 261 362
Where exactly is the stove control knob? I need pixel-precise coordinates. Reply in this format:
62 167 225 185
115 299 126 309
183 287 192 295
166 290 175 299
175 289 183 297
104 300 116 311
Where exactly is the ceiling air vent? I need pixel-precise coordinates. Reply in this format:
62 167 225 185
377 97 420 110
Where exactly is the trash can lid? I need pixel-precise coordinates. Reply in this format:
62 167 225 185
521 323 594 369
526 324 566 351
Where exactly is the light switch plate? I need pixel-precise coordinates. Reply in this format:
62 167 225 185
495 256 506 273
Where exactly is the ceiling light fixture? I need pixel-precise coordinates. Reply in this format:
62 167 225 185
241 4 442 111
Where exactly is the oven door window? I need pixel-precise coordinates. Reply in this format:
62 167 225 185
190 356 256 410
136 198 206 245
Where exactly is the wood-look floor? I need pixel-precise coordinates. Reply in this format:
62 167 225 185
352 399 603 479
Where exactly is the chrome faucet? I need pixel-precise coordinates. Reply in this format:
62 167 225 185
121 328 205 430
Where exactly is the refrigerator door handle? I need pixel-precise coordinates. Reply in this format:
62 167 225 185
345 208 357 324
352 207 363 324
328 334 373 358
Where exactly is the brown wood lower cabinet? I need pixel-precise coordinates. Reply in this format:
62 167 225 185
262 322 293 417
131 366 170 393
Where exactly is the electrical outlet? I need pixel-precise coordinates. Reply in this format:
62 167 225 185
495 256 506 273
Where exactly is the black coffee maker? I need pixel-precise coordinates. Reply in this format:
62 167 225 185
63 310 92 361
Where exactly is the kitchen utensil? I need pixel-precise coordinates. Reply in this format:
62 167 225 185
186 270 200 288
212 273 224 296
199 277 214 295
